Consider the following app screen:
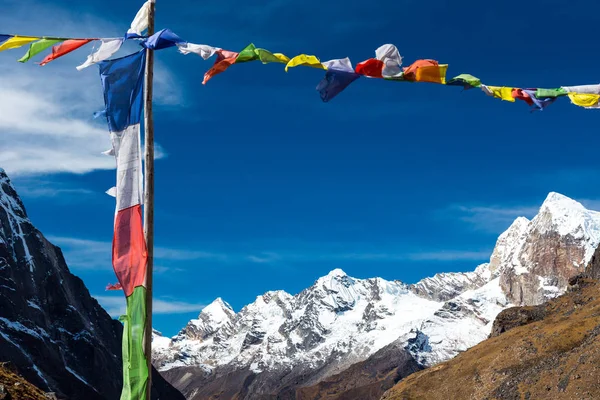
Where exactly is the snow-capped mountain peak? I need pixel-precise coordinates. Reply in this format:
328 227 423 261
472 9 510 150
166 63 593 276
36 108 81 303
173 298 236 343
535 192 600 243
499 192 600 304
201 297 234 323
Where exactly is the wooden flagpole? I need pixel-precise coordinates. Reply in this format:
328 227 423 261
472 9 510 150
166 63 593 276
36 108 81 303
144 0 156 398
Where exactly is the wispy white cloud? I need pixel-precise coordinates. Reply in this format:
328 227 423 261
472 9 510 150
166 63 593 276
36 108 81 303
246 252 282 264
154 247 227 261
48 236 226 271
14 178 94 199
404 250 492 261
94 295 205 317
246 249 491 263
443 204 539 233
0 1 177 177
331 250 491 262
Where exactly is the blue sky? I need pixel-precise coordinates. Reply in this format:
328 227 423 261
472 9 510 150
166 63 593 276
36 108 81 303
2 0 600 336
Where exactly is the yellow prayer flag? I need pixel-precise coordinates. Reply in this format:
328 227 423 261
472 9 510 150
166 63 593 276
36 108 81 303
568 93 600 108
482 85 515 102
272 53 290 63
415 64 448 84
0 36 40 52
285 54 326 72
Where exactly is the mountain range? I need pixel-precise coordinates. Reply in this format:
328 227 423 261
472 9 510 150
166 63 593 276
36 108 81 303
153 191 600 399
1 164 599 399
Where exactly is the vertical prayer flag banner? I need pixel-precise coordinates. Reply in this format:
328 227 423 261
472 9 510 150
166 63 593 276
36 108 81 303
99 50 148 400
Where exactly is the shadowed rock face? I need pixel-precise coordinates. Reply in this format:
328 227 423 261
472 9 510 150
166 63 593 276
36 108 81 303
500 229 586 305
0 170 122 399
160 340 420 400
585 242 600 280
295 339 422 400
0 170 184 400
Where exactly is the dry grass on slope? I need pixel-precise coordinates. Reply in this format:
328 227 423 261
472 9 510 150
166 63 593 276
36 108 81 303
382 278 600 400
0 362 49 400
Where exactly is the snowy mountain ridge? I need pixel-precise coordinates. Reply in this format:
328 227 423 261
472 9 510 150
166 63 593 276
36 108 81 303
153 192 600 398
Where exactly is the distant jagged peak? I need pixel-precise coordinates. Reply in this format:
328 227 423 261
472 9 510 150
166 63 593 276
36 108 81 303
326 268 347 278
0 168 27 220
197 297 235 323
540 191 586 210
500 216 530 238
533 192 600 241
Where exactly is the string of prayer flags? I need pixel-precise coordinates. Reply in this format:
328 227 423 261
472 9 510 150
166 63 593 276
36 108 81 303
4 28 600 111
202 44 291 84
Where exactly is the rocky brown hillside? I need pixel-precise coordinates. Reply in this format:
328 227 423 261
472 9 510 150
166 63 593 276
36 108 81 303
0 362 49 400
381 276 600 400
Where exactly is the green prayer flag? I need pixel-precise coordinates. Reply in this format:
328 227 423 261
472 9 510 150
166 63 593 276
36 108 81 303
18 38 62 63
255 48 289 64
446 74 481 89
119 286 149 400
235 43 259 63
535 88 568 98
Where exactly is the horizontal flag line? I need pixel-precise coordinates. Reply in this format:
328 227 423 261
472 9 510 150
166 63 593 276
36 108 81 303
2 28 600 109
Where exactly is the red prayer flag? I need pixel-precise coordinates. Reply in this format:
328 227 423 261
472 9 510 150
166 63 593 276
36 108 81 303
112 204 147 297
39 39 94 66
512 88 534 106
355 59 384 78
203 50 239 84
